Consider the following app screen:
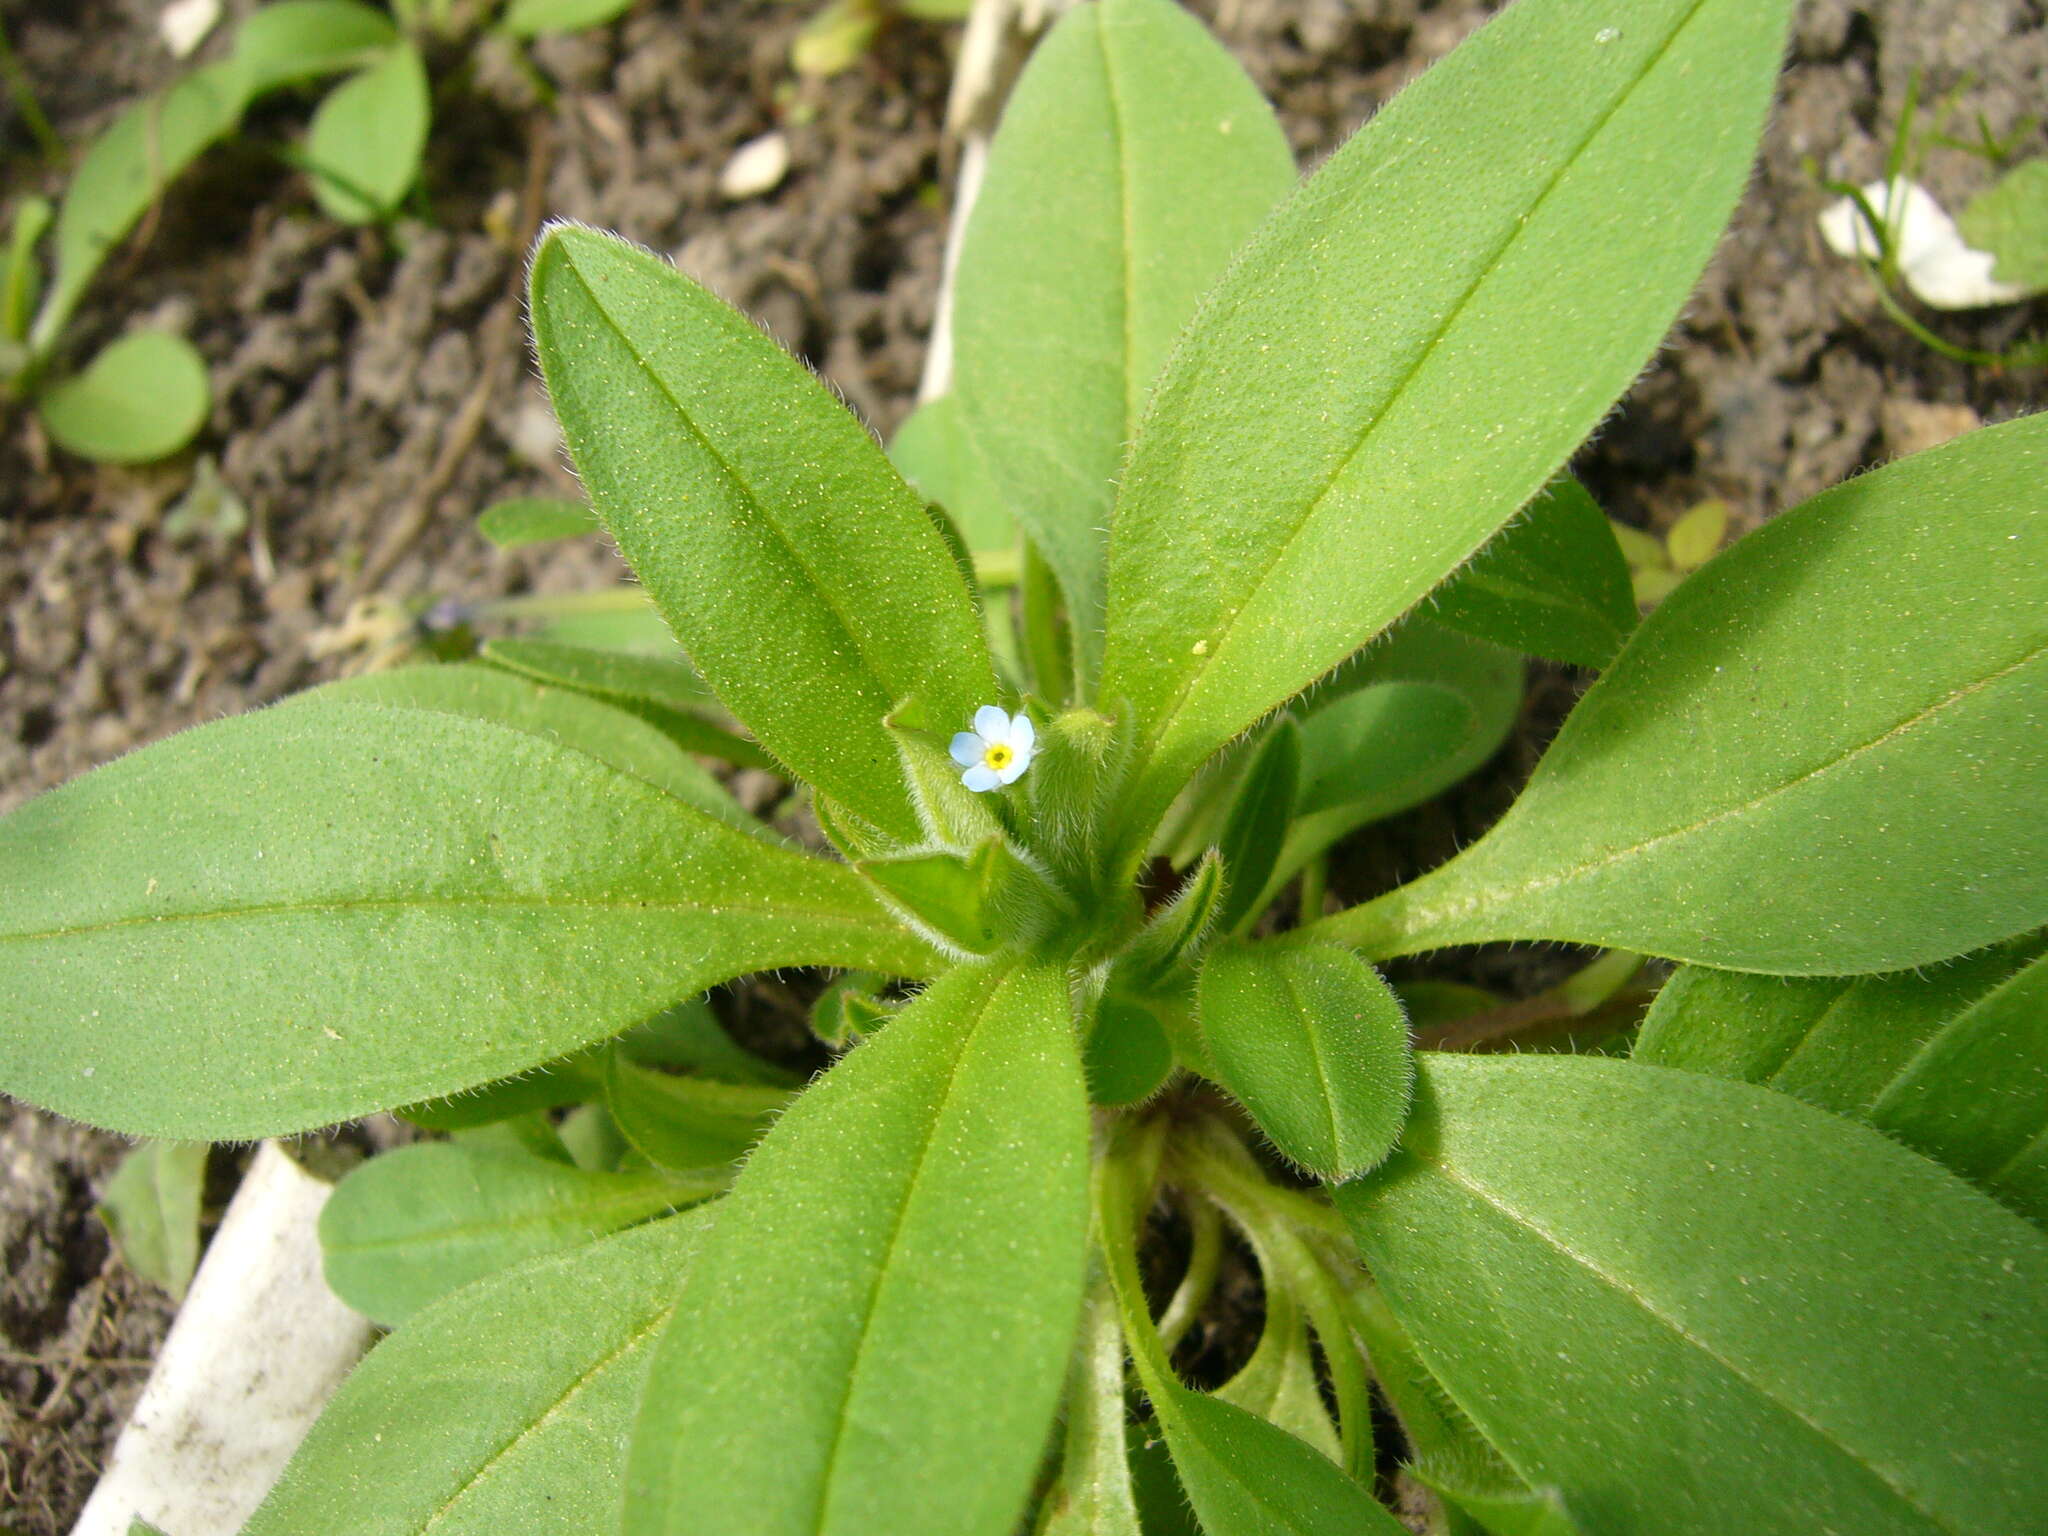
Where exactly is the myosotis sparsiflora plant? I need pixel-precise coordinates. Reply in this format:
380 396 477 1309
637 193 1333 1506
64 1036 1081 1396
5 1 2047 1532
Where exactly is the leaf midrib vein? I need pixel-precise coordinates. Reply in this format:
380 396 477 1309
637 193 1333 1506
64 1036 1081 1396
1132 0 1708 770
1418 1152 1965 1535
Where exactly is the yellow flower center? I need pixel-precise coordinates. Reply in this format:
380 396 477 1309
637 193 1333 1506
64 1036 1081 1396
984 742 1014 772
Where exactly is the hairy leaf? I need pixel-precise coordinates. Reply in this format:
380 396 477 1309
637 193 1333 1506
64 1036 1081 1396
626 960 1089 1536
0 701 936 1138
951 0 1293 682
531 225 994 844
1316 418 2048 972
1337 1054 2048 1535
1098 0 1794 848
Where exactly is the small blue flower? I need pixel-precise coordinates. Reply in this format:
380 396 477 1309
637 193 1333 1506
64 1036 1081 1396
951 706 1036 793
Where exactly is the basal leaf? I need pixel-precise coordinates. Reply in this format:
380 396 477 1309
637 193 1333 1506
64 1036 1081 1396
315 663 755 831
243 1210 705 1535
531 225 995 844
951 0 1293 686
32 61 250 353
1038 1272 1144 1536
1428 478 1637 669
233 0 397 96
626 959 1089 1536
36 329 210 464
1097 0 1794 851
888 395 1016 555
1198 941 1412 1181
475 495 597 549
319 1140 713 1326
603 1053 786 1172
1636 937 2048 1225
0 701 937 1139
1317 416 2048 973
97 1140 207 1298
1336 1054 2048 1536
305 41 429 224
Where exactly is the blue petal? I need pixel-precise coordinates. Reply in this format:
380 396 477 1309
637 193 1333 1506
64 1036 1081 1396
962 763 1001 793
1007 713 1036 755
997 755 1029 785
950 732 985 768
973 704 1009 740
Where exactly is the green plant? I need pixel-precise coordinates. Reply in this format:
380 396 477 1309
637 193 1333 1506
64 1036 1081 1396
0 0 637 465
5 0 2046 1532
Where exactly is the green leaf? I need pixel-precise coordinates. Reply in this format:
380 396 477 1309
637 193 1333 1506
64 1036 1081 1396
1123 849 1224 987
479 637 771 768
1635 937 2048 1225
1038 1271 1144 1536
233 0 398 95
1212 1268 1340 1463
1197 941 1411 1181
626 959 1089 1536
319 1140 713 1326
243 1210 704 1535
1213 717 1300 935
888 395 1015 554
37 330 209 464
0 701 938 1139
475 496 597 549
31 61 250 354
951 0 1293 685
1335 1054 2048 1536
1316 415 2048 973
1097 0 1794 850
397 1051 604 1130
603 1053 786 1172
531 225 996 845
1083 994 1175 1107
499 0 639 39
305 41 429 224
1959 158 2048 293
1428 478 1637 669
1415 1465 1581 1536
97 1140 207 1297
314 663 756 832
2 194 51 345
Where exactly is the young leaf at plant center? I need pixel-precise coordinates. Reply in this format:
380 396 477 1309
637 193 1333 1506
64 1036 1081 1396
305 40 428 224
1198 941 1411 1181
313 663 757 832
603 1053 787 1173
232 0 397 96
1428 478 1637 669
626 960 1089 1536
1336 1054 2048 1536
97 1140 207 1298
1097 0 1795 854
243 1210 705 1536
889 395 1015 555
1123 850 1224 988
499 0 639 39
1959 159 2048 293
857 835 1063 956
1083 994 1174 1107
950 0 1294 684
476 496 597 549
0 701 937 1139
36 330 209 465
1315 415 2048 974
531 225 995 846
1213 715 1300 935
1635 938 2048 1225
31 61 250 355
1038 1270 1144 1536
319 1139 716 1326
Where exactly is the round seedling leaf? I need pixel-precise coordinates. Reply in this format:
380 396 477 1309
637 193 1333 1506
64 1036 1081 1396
37 330 210 464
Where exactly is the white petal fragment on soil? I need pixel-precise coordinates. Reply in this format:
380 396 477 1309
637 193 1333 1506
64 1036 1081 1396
1817 176 2029 310
71 1142 372 1536
720 132 792 201
158 0 222 58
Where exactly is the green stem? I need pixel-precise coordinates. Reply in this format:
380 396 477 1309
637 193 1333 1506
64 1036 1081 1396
1155 1192 1222 1355
1296 854 1328 926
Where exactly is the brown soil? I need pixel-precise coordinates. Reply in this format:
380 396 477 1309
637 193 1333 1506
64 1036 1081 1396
3 0 2045 1527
